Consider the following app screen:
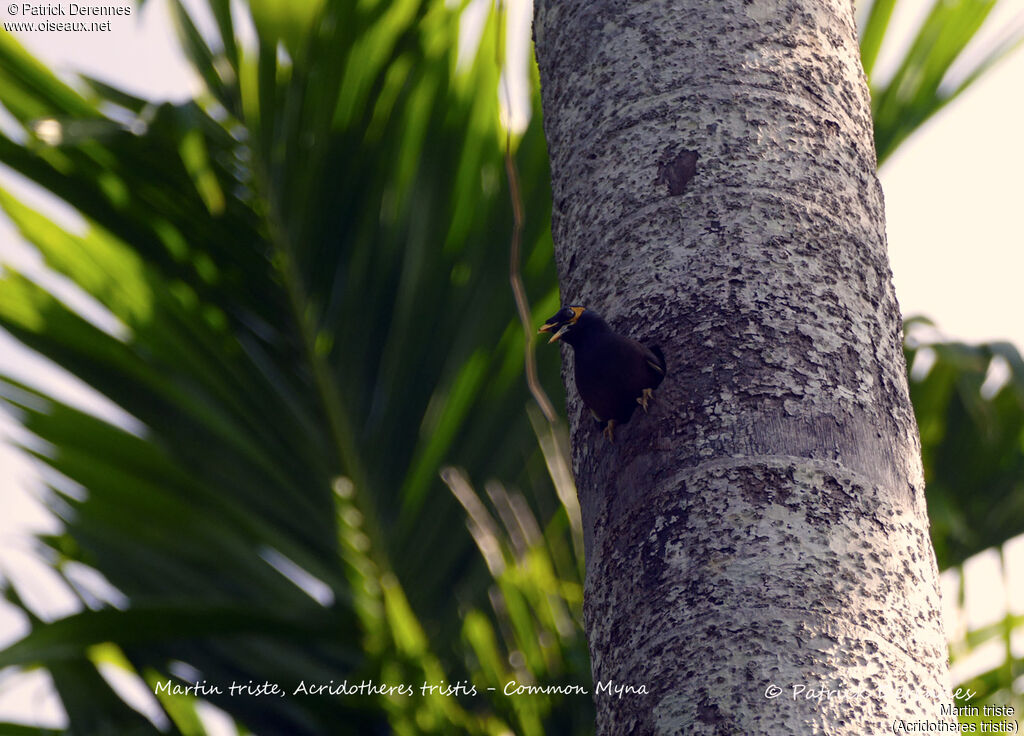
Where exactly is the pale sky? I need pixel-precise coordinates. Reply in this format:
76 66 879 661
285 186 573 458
883 51 1024 348
0 0 1022 728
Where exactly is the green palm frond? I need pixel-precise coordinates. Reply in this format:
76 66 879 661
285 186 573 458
0 0 560 731
905 322 1024 570
860 0 1024 165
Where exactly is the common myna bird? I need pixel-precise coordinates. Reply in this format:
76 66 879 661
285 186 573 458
540 305 666 441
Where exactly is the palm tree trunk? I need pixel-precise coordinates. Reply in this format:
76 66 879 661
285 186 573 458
533 0 951 733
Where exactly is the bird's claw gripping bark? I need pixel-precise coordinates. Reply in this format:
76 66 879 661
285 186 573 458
637 387 655 413
602 420 615 442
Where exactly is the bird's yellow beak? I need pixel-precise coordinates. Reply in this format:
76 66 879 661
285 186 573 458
548 325 571 343
538 322 567 343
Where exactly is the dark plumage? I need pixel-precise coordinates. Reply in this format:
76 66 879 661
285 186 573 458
539 305 666 441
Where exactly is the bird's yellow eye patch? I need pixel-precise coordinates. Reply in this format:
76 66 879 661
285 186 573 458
569 306 585 323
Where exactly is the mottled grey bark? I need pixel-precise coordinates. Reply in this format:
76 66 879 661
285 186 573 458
533 0 950 734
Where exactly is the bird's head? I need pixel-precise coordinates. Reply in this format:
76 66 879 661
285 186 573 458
539 305 603 344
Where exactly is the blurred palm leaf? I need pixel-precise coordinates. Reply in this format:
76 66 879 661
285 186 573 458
905 319 1024 569
943 555 1024 725
442 416 590 736
0 0 560 732
860 0 1024 165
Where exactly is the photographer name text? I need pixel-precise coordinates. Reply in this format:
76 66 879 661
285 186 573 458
7 4 131 16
